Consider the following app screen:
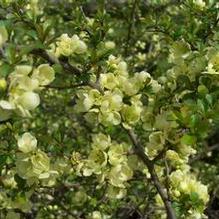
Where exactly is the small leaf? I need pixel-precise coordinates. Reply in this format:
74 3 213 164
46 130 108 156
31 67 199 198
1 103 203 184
0 154 7 171
181 134 196 146
14 174 26 189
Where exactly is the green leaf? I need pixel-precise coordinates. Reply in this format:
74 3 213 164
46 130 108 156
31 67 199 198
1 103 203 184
14 174 27 190
197 99 208 113
0 154 7 171
190 192 199 203
20 42 45 56
0 63 13 77
189 114 201 128
181 134 196 146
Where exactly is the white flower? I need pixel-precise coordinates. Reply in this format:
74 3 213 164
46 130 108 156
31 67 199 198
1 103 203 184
55 34 87 57
193 0 206 10
18 91 40 110
0 100 15 110
18 132 37 153
0 100 15 121
104 41 115 50
32 64 55 86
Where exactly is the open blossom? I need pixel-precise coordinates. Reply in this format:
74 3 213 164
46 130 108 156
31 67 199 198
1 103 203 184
170 169 209 204
18 91 40 110
55 33 87 57
0 100 15 121
32 64 55 86
75 56 153 127
16 133 57 186
108 164 133 188
193 0 206 9
18 132 37 153
0 64 55 119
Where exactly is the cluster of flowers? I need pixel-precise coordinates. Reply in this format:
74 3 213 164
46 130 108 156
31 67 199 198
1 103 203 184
74 55 161 128
16 132 58 186
73 49 212 217
55 33 87 57
0 133 64 214
167 39 219 86
72 133 143 199
0 21 214 218
170 168 209 204
155 167 209 219
0 64 55 121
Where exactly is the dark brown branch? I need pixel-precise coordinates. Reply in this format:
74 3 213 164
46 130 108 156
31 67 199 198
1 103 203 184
153 147 167 163
31 49 82 75
0 48 5 58
88 81 104 94
203 17 219 43
41 83 85 90
125 128 176 219
164 159 172 203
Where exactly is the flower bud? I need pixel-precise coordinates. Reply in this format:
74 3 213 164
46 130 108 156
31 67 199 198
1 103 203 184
0 78 7 91
104 41 115 50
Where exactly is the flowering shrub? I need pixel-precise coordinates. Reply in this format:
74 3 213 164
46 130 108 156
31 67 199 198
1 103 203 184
0 0 219 218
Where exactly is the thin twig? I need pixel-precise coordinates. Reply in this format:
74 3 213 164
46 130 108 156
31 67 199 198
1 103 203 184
31 49 82 75
153 147 167 163
189 143 219 163
41 83 85 90
125 0 138 56
164 159 171 202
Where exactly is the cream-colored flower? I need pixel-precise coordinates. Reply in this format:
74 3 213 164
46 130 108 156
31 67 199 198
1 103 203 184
31 150 50 176
18 91 40 110
56 34 87 57
32 64 55 86
18 132 37 153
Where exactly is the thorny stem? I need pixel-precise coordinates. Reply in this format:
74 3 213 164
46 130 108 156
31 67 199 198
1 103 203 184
125 128 176 219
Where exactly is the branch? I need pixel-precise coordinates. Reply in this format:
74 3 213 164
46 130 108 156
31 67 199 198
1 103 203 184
32 41 176 218
189 143 219 164
125 0 138 56
41 83 85 90
152 147 168 163
31 49 82 75
203 17 219 43
0 48 5 59
125 128 176 219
